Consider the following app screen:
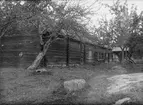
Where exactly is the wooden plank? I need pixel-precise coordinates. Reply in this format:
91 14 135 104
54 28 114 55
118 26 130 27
1 63 19 67
1 36 39 45
46 53 66 57
46 49 66 53
1 47 39 55
20 57 36 63
69 56 81 58
0 51 38 57
70 52 80 55
69 40 81 64
69 48 80 52
46 61 66 65
1 45 40 51
48 43 66 50
0 55 37 67
48 47 66 51
1 48 39 53
0 55 37 61
45 54 66 58
69 58 80 63
1 40 40 46
46 56 66 63
69 51 80 54
2 35 38 41
70 43 80 49
0 57 20 65
69 57 81 59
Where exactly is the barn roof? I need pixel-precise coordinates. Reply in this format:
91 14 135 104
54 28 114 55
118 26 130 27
44 29 111 50
112 47 129 52
61 29 98 45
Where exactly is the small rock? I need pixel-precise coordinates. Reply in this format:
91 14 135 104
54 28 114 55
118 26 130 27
114 97 131 105
36 68 47 73
64 79 86 92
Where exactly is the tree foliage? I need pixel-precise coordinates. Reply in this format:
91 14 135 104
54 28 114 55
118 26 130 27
0 0 44 37
93 0 141 61
92 17 114 48
126 11 143 58
0 1 20 38
107 0 132 48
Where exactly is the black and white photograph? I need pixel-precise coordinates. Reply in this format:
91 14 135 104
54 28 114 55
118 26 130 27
0 0 143 105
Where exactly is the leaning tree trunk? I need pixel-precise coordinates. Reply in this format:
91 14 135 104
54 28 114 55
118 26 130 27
27 39 52 70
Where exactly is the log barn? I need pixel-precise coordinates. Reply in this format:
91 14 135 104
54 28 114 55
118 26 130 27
0 28 112 68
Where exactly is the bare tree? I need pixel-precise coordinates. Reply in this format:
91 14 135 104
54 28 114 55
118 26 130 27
27 0 96 70
0 1 37 39
104 0 137 62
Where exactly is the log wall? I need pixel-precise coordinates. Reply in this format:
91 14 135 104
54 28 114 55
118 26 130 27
0 30 40 68
0 31 112 68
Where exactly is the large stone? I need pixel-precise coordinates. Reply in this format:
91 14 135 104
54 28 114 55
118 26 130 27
107 73 143 103
64 79 86 92
107 73 143 94
114 97 131 105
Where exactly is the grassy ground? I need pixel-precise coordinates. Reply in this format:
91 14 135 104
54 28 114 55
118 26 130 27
0 62 142 105
0 65 95 104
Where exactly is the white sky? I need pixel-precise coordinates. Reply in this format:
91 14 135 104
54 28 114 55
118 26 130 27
88 0 143 27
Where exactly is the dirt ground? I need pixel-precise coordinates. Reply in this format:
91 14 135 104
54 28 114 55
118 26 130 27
0 62 143 105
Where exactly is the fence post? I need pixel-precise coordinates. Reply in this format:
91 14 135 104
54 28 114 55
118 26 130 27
83 44 86 64
0 38 2 67
80 42 83 65
108 53 110 62
66 36 70 66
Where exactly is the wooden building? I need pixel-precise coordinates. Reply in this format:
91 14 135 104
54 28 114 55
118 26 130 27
112 47 129 62
0 29 112 68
